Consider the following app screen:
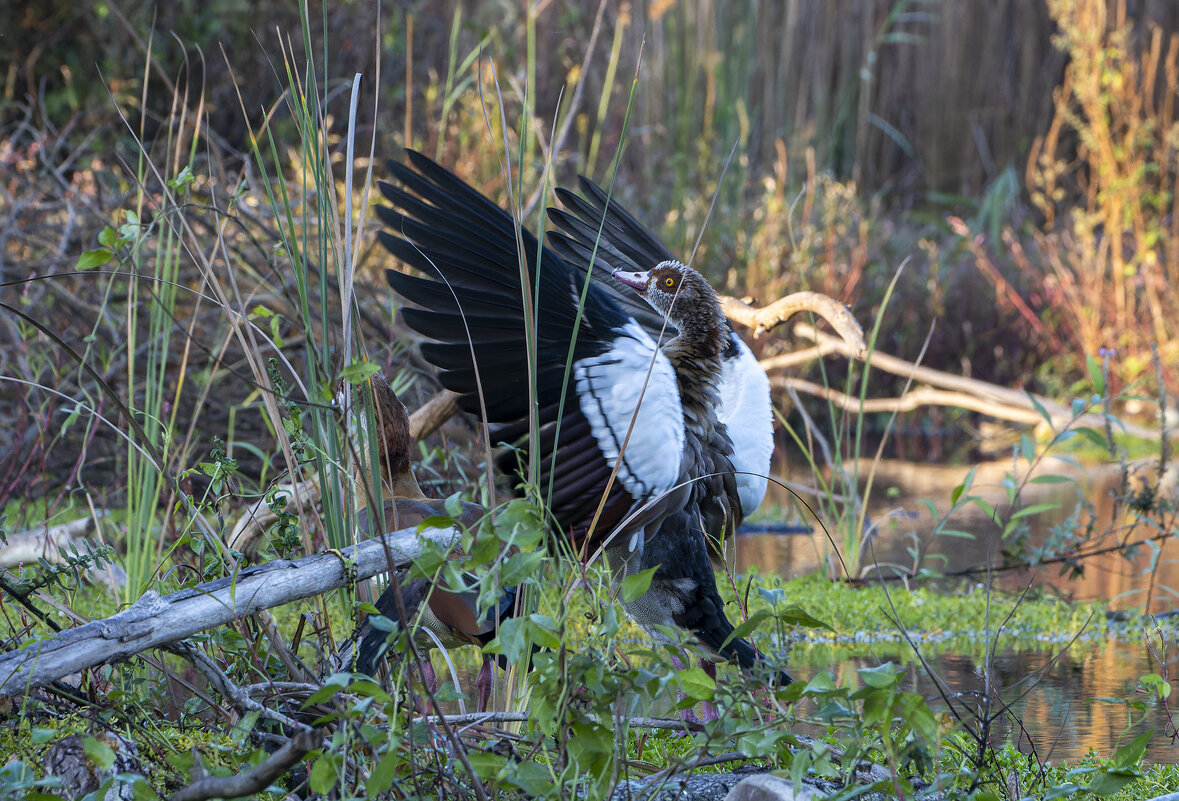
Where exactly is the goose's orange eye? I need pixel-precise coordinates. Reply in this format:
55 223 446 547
664 276 676 288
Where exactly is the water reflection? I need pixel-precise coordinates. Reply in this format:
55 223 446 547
740 457 1179 611
794 642 1179 763
737 457 1179 762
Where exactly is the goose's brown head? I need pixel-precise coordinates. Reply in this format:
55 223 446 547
613 260 726 356
337 373 418 497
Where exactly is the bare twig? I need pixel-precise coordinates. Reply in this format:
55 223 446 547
169 727 321 801
772 377 1044 426
163 641 309 732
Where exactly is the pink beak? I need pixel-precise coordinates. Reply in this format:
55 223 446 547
613 269 649 293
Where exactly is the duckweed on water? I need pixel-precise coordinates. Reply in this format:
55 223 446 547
735 571 1112 655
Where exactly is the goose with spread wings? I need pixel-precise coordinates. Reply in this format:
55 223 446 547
376 151 788 687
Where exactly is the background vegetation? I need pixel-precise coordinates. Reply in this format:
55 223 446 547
2 0 1178 799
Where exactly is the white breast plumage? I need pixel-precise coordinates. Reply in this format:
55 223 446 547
574 320 685 501
717 335 773 516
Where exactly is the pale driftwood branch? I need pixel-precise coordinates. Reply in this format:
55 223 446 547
0 516 98 568
226 391 461 556
793 322 1162 440
757 344 833 372
720 292 867 359
795 322 1035 408
169 727 321 801
773 377 1046 426
409 389 460 440
0 523 460 697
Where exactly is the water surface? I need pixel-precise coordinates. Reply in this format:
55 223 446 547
736 458 1179 763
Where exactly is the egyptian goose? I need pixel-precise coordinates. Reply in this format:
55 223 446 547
547 177 791 697
376 152 788 689
335 373 514 711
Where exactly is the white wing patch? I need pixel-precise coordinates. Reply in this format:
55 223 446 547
719 334 774 516
574 321 684 500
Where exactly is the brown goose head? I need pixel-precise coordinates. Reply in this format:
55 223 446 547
613 260 727 358
338 372 425 501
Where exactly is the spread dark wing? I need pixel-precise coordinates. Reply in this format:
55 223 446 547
378 151 686 549
546 177 677 334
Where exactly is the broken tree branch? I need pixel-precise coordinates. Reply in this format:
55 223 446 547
790 323 1161 439
169 727 321 801
772 377 1045 426
720 291 867 358
0 523 460 696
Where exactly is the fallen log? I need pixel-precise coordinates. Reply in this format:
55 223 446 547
0 523 460 697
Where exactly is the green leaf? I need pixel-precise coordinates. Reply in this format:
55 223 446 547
859 688 890 726
775 604 834 631
527 614 561 649
444 491 464 518
347 678 392 703
308 753 339 795
969 497 996 518
304 673 349 705
1029 474 1073 485
504 760 554 795
484 617 529 663
76 248 112 270
1027 391 1054 425
130 776 158 801
366 751 400 795
501 549 544 586
82 736 116 770
1075 427 1109 449
340 360 381 384
1009 502 1059 521
1086 768 1141 797
721 609 771 650
950 466 977 505
897 691 939 743
167 165 195 192
30 728 56 744
678 666 715 701
620 566 658 603
415 515 456 532
229 709 261 747
1087 353 1106 396
1017 433 1033 463
97 225 118 247
858 662 901 689
1140 673 1171 699
1112 731 1152 769
465 750 507 781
